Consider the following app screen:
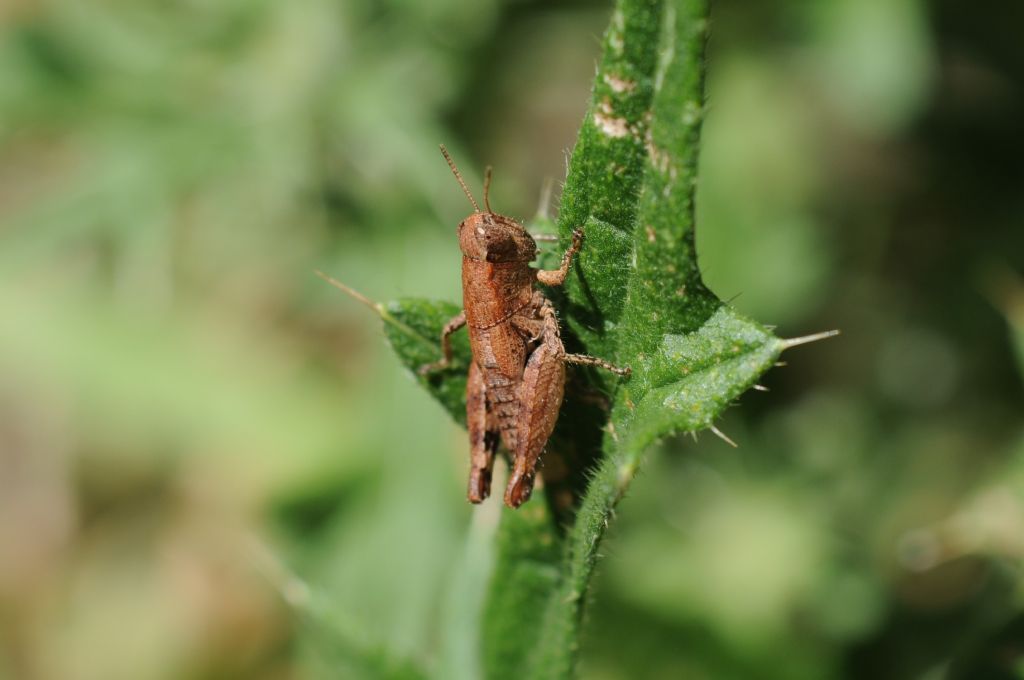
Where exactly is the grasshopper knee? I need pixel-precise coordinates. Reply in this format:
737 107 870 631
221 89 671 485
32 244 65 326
504 469 535 508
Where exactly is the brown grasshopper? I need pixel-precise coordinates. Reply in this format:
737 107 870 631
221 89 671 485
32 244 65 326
421 146 630 508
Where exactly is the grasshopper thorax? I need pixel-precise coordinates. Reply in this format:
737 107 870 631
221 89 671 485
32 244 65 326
458 212 537 263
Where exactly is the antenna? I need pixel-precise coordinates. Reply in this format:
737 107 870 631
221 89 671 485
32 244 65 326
439 145 480 213
483 165 493 214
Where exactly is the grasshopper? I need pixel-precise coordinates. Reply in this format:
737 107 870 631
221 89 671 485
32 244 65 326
421 146 630 508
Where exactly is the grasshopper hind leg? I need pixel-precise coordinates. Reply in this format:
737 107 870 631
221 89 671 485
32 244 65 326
505 302 566 508
466 361 499 503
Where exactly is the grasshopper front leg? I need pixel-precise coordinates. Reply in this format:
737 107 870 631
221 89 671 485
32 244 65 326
535 228 583 287
418 310 466 375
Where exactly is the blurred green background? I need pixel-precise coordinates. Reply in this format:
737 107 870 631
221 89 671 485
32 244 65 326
1 0 1022 678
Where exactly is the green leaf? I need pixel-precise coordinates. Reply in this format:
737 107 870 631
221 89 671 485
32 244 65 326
356 0 837 677
623 306 783 452
262 556 429 680
557 0 665 358
481 503 562 680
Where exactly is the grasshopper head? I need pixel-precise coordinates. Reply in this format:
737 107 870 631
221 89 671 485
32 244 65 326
458 212 537 263
438 145 537 263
